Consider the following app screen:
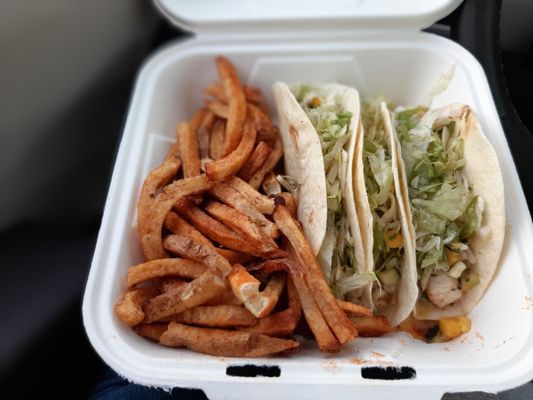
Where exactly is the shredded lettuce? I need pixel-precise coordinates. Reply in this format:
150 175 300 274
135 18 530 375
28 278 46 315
361 100 404 303
396 107 483 291
293 84 373 298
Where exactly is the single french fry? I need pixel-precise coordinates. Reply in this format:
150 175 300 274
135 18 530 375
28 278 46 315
140 174 213 261
244 85 270 115
264 259 340 352
261 172 281 196
205 82 227 103
164 211 213 247
163 234 233 277
204 201 279 254
238 141 272 181
206 82 268 113
134 323 169 342
350 315 392 337
226 176 276 215
160 322 299 357
336 299 373 317
210 181 277 238
137 156 182 235
215 56 247 157
205 116 257 182
209 118 225 160
155 277 188 293
248 103 275 141
127 258 207 288
243 277 302 337
272 204 357 345
115 286 159 326
248 139 283 189
174 200 264 255
144 271 226 322
156 277 242 306
197 111 214 160
172 305 257 328
203 285 243 306
207 101 230 119
177 122 201 178
164 211 251 265
228 265 285 318
277 192 297 218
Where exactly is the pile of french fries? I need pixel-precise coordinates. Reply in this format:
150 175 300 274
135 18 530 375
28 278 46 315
115 56 392 357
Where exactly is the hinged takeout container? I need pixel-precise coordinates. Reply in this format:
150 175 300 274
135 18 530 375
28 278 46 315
82 1 533 398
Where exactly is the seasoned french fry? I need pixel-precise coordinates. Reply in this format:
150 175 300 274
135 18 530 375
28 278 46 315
134 323 169 342
137 156 181 235
115 286 159 326
350 315 393 337
164 211 251 265
261 172 281 196
216 56 247 157
127 258 207 288
209 118 225 160
238 141 272 181
336 299 373 317
207 101 230 119
248 139 283 189
228 265 285 318
160 322 299 357
140 174 213 261
204 201 279 254
248 103 275 141
272 204 357 345
205 82 226 103
157 277 242 306
243 277 302 337
175 200 264 256
155 277 188 293
144 271 226 322
177 122 201 178
210 181 277 239
205 116 257 181
262 259 340 352
197 111 214 160
163 234 233 277
277 192 297 218
226 176 276 215
172 305 257 328
244 86 269 113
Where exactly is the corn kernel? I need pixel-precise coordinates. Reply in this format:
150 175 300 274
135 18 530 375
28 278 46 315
439 316 471 340
310 97 321 108
385 230 403 248
446 250 463 266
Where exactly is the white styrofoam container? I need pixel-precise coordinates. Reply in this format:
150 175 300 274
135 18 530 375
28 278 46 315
82 1 533 398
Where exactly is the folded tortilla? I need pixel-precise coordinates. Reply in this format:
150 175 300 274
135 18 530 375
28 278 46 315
273 82 372 308
393 104 505 319
353 101 418 326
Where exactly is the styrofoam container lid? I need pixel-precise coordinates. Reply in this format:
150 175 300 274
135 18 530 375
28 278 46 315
155 0 463 35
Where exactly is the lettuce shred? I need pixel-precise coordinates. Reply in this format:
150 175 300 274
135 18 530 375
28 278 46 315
396 107 483 288
293 84 373 298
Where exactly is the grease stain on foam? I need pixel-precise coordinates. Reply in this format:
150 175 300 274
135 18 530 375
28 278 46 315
370 351 385 359
493 336 518 349
322 360 340 373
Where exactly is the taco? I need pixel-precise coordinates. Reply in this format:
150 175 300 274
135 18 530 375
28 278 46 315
393 104 505 319
353 100 418 326
273 82 374 308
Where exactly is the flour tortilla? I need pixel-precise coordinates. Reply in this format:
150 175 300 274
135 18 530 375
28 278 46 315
352 102 418 325
273 82 369 306
405 104 506 319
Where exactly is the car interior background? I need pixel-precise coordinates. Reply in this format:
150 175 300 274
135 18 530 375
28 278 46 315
0 0 532 398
